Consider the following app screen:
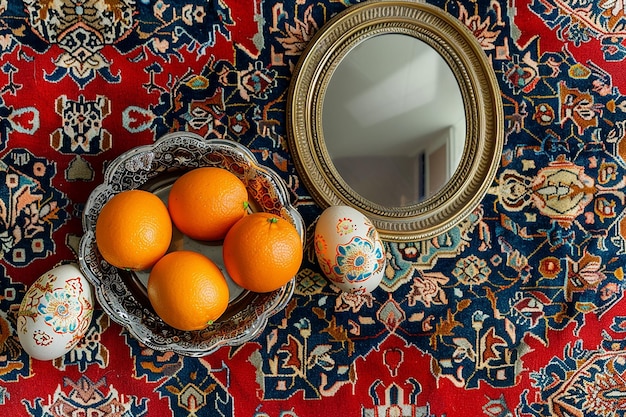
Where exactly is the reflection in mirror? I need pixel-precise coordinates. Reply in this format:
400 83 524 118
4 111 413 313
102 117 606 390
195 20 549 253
323 34 466 207
287 0 504 241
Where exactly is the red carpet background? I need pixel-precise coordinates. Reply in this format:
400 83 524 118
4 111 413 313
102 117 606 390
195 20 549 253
2 0 626 416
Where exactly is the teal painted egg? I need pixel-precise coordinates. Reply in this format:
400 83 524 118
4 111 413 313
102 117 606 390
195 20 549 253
314 205 386 293
17 264 94 361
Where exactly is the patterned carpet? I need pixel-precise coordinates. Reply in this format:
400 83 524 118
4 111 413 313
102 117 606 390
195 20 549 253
2 0 626 415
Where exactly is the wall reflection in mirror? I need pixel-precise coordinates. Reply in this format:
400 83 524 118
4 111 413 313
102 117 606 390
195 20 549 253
323 34 465 207
287 0 504 241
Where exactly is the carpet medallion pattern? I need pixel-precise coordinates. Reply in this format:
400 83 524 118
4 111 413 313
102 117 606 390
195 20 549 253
0 0 625 415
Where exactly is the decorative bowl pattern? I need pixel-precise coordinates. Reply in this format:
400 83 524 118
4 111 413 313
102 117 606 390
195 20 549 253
78 132 304 356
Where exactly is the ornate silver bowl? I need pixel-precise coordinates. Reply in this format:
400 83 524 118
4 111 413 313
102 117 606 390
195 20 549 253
78 132 304 356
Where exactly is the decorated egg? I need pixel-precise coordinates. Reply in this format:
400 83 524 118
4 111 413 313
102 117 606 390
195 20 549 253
314 205 386 293
17 263 94 361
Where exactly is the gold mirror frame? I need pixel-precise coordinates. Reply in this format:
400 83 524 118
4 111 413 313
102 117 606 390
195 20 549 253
287 0 504 242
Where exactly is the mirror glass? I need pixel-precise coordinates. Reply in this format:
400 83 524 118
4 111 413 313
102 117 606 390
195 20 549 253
323 34 465 207
287 0 504 241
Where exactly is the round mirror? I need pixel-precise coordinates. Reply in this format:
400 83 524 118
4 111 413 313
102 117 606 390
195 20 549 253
323 33 466 207
287 0 504 242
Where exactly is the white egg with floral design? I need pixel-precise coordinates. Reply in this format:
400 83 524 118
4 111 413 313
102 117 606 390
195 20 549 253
17 263 94 361
314 205 386 293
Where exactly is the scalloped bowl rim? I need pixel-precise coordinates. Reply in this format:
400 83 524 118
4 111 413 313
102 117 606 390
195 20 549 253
78 132 304 356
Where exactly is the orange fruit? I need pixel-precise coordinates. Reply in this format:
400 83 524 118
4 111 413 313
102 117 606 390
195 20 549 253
223 212 303 293
168 167 249 241
147 250 230 331
95 189 172 271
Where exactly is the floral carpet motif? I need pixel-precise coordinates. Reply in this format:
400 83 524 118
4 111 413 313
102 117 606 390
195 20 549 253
0 0 626 416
